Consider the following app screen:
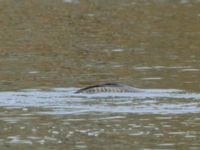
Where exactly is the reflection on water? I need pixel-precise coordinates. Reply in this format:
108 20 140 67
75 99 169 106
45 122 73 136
0 88 200 115
0 88 200 149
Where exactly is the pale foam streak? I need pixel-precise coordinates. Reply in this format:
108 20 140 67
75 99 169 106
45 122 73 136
0 88 200 115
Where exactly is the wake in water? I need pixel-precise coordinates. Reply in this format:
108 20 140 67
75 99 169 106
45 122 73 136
0 87 200 115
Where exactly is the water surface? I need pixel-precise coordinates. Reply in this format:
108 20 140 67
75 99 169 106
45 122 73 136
0 0 200 149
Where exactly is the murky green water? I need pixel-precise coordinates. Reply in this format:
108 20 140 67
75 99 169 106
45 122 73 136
0 0 200 149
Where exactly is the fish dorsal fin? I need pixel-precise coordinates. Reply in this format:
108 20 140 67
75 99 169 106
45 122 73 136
75 83 138 93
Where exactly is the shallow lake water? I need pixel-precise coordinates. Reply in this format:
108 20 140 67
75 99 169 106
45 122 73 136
0 0 200 149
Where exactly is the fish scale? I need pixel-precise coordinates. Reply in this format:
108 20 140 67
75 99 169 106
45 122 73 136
75 83 140 94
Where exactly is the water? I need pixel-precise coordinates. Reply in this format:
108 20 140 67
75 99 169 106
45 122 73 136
0 0 200 149
0 88 200 149
0 88 200 114
0 88 200 115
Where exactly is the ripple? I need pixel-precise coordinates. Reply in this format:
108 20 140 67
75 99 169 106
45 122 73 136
7 136 32 145
0 88 200 115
